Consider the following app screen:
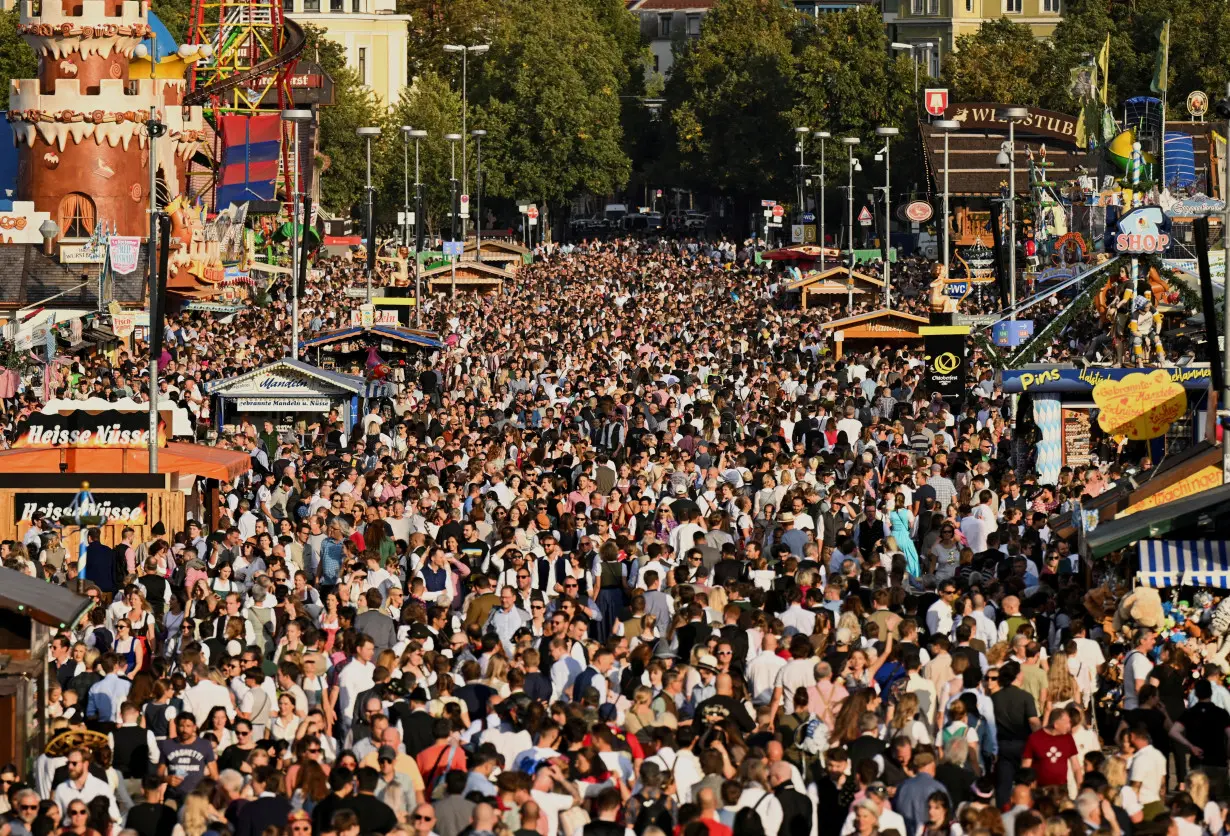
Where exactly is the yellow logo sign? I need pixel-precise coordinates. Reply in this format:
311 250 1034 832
933 352 961 375
1092 369 1187 441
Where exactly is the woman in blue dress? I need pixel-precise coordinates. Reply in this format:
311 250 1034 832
888 491 920 578
112 619 145 673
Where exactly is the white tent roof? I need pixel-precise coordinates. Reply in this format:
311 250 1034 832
40 397 195 438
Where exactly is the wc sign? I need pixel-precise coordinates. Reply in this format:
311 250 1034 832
925 88 949 118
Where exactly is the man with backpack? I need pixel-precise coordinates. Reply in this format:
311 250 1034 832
623 762 676 836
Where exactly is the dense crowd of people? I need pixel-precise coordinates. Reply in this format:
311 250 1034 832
0 235 1224 836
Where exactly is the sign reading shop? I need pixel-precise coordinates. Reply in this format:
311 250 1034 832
942 103 1079 144
14 410 167 449
17 493 148 524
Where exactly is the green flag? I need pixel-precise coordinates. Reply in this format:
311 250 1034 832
1150 20 1170 95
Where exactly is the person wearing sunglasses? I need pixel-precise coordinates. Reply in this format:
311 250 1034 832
53 748 120 822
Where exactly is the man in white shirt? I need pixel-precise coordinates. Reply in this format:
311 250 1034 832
182 670 235 724
529 761 583 836
835 406 863 447
53 748 120 820
960 507 990 554
1127 725 1166 816
747 629 787 706
333 635 376 733
778 588 816 637
768 636 819 722
549 638 583 703
926 583 958 638
1122 630 1156 711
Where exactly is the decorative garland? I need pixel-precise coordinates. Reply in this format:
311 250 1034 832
16 22 152 38
1008 257 1118 365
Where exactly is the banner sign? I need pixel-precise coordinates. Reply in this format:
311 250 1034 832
920 325 969 400
108 236 141 275
60 241 106 264
1116 207 1170 253
1118 465 1222 518
942 103 1079 143
1092 369 1187 440
992 320 1035 347
1002 365 1212 393
1166 194 1224 217
17 492 147 524
234 396 334 412
13 410 166 449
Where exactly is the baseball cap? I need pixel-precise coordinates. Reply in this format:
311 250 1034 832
377 745 397 762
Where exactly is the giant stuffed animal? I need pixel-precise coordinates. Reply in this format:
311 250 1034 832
1113 585 1165 640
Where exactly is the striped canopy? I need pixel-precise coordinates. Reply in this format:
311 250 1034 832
1137 539 1230 589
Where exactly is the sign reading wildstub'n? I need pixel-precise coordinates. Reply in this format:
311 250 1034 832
943 103 1079 143
17 493 148 523
13 410 167 449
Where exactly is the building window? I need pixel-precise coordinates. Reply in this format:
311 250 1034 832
658 14 671 38
686 14 701 35
282 0 292 11
911 0 923 13
58 193 95 239
928 0 939 12
1042 0 1059 10
352 0 360 11
357 47 367 84
330 0 342 9
303 0 320 10
1004 0 1021 11
966 0 973 9
653 53 660 73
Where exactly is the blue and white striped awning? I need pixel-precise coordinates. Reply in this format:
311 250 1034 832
1137 540 1230 588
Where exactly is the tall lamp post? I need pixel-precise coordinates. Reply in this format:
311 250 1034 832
996 106 1028 320
874 126 899 308
403 128 427 327
472 129 486 262
813 130 829 269
933 119 960 282
443 43 490 242
283 109 313 360
357 126 381 305
794 126 809 227
841 137 861 310
890 41 936 95
445 132 462 297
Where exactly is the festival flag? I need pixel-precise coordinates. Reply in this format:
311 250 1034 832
1150 20 1170 95
1098 33 1111 105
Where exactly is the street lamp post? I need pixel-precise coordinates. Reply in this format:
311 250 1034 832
794 126 809 228
405 128 427 327
814 131 829 270
443 43 490 242
997 107 1028 320
933 119 960 282
445 133 462 297
283 109 313 360
841 137 861 311
357 126 381 305
472 129 486 262
891 41 936 95
875 126 899 308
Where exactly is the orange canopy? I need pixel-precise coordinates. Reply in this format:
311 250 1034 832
0 441 250 481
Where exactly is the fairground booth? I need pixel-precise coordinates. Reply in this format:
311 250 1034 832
0 402 249 550
205 358 378 436
1001 364 1213 485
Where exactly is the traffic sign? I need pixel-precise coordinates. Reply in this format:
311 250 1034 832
802 213 815 223
442 241 463 257
924 88 949 117
772 205 785 219
761 199 777 208
858 206 873 226
397 211 416 227
526 205 539 220
459 194 470 219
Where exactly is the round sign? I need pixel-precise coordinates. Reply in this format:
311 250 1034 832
527 206 539 220
904 201 934 223
1188 90 1209 118
772 205 785 219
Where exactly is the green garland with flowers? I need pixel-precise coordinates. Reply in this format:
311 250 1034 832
0 339 38 375
1008 257 1119 365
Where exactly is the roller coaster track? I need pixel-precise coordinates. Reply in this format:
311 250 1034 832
184 16 305 107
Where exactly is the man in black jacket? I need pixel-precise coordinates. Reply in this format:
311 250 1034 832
124 777 178 836
235 766 291 836
337 767 399 836
311 767 356 835
770 761 812 836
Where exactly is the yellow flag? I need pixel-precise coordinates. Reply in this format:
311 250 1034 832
1098 34 1110 105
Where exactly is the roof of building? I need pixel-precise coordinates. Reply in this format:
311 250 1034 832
0 245 146 309
0 567 93 630
628 0 716 11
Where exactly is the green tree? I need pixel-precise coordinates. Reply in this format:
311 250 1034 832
151 0 193 45
942 17 1065 109
397 0 505 80
663 0 798 196
300 25 386 214
471 0 631 211
379 72 464 236
0 8 36 108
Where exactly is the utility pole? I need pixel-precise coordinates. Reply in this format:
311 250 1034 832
446 133 462 297
875 127 899 308
841 137 860 311
358 126 381 304
934 120 960 280
814 131 829 270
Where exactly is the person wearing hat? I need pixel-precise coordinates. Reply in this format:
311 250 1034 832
778 511 808 559
689 654 720 711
